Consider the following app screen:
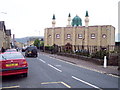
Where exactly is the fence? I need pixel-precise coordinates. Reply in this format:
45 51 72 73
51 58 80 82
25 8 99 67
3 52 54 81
58 45 118 53
44 45 119 54
43 45 119 65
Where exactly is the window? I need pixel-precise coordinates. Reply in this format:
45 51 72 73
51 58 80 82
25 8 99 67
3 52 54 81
102 34 107 38
48 35 51 37
2 53 24 60
78 34 82 39
67 34 71 39
91 33 95 39
56 34 60 39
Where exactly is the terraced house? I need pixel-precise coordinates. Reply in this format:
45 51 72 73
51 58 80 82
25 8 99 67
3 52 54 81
0 21 11 50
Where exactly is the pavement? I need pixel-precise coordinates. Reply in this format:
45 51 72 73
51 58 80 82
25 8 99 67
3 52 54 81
39 51 120 77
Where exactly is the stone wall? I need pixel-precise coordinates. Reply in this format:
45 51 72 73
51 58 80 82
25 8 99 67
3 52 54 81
57 52 119 66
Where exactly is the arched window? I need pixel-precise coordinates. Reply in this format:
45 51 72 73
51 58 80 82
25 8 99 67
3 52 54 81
78 34 82 39
56 34 60 39
67 34 71 39
102 34 107 38
91 33 95 39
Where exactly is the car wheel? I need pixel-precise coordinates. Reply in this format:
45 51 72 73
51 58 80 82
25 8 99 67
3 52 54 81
34 54 37 58
25 54 28 57
22 73 28 77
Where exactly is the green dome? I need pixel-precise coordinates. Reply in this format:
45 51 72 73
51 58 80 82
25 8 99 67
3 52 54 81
72 15 82 26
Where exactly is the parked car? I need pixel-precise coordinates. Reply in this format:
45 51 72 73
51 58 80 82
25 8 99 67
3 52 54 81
5 49 17 52
25 46 38 57
22 46 27 52
0 52 28 77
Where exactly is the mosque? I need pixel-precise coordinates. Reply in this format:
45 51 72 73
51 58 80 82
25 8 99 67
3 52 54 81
44 11 115 51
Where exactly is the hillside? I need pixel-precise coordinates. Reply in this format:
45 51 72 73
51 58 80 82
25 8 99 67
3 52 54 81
15 36 44 44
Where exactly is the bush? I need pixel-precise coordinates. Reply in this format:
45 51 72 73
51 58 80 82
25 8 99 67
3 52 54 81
45 46 54 51
45 45 59 54
75 50 90 57
91 50 109 59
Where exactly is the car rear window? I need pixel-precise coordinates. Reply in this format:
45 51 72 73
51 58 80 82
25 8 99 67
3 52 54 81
0 54 2 60
27 46 37 50
0 53 24 60
5 50 17 52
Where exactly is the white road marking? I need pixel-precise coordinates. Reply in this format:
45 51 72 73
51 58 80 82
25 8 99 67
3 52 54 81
72 76 102 90
39 59 46 63
48 56 119 78
41 81 71 88
55 65 62 67
107 74 119 78
48 64 62 72
40 54 119 78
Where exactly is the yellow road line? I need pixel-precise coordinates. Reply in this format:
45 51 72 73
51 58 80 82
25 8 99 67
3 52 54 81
41 81 71 88
1 85 20 89
61 82 71 88
41 82 61 84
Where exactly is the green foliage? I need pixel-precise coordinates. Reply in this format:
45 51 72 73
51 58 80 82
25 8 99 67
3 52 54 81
33 39 40 48
91 50 109 59
49 46 54 51
64 50 72 53
45 46 54 51
45 44 59 54
40 41 44 46
75 50 90 57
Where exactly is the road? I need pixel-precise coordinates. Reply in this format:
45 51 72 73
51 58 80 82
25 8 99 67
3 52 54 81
2 52 119 89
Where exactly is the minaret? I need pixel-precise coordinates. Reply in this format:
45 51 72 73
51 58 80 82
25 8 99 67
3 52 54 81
67 13 71 27
85 11 89 27
52 14 56 28
84 11 89 49
51 14 56 46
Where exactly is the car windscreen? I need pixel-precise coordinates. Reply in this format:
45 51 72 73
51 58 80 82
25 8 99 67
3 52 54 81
26 47 37 50
5 50 17 52
0 53 24 60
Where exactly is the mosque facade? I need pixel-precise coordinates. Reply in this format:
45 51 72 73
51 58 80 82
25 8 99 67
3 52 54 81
44 11 115 51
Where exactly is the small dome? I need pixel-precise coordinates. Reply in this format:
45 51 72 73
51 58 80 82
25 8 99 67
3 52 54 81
72 15 82 26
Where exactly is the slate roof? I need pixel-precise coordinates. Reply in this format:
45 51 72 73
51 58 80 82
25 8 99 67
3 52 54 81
0 21 6 31
6 29 11 36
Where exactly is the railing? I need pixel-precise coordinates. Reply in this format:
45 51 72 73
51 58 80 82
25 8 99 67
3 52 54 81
43 45 119 65
58 45 119 53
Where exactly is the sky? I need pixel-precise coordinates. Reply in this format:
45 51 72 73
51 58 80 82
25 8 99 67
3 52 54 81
0 0 119 41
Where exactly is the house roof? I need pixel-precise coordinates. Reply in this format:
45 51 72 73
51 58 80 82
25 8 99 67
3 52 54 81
0 21 6 31
6 29 11 36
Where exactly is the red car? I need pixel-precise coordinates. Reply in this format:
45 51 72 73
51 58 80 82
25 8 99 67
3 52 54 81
0 52 28 77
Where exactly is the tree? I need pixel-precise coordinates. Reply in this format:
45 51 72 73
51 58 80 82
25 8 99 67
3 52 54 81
33 39 40 48
40 41 44 46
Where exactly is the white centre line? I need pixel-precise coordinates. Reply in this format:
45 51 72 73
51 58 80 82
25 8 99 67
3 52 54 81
48 64 62 72
72 76 102 90
39 59 46 63
41 55 119 78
